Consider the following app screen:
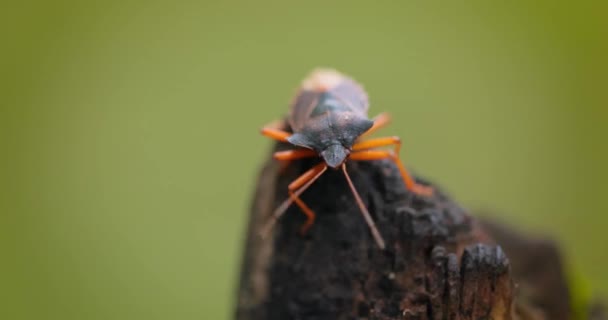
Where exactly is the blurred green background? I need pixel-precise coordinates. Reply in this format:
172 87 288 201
2 1 606 319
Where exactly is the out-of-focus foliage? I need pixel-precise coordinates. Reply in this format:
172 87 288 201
1 1 606 319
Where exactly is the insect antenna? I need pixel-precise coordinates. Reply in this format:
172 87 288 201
342 164 386 249
259 164 327 239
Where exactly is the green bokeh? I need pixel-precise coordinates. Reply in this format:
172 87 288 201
2 1 606 319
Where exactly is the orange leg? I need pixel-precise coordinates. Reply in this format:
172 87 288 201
273 148 318 161
261 120 300 173
273 148 318 175
261 126 291 143
287 162 327 234
260 163 327 237
359 112 392 139
353 136 402 153
350 138 433 196
261 119 292 142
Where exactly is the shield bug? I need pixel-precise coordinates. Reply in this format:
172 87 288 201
260 68 433 249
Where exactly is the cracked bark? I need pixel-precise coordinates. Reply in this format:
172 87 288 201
234 139 605 320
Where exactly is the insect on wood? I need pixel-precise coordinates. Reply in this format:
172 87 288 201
259 68 433 249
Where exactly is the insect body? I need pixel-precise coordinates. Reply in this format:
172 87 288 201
260 68 433 249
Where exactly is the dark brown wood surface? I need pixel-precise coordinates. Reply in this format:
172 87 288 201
234 139 603 320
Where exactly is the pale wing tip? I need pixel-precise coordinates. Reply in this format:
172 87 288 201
300 67 347 91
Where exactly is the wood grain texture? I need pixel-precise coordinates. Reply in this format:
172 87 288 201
235 138 601 320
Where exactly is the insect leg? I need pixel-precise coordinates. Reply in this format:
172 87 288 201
273 149 318 161
261 119 292 142
259 163 327 238
272 148 318 175
349 148 434 196
359 112 392 139
353 136 402 153
261 126 292 143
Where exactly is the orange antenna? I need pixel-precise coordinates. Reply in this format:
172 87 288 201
342 164 385 249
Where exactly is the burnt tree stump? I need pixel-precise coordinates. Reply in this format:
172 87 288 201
234 139 604 320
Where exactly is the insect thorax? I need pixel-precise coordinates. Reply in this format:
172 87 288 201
288 110 373 153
